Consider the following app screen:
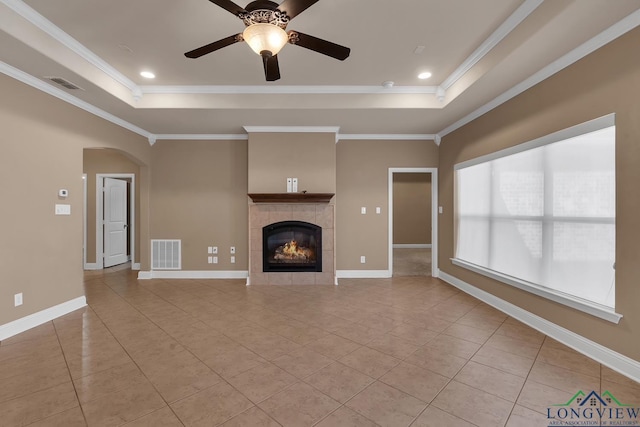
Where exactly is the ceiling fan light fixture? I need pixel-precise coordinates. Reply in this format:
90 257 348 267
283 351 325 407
243 23 289 56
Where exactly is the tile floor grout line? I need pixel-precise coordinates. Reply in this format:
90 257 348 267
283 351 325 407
504 334 553 424
406 314 510 426
87 277 233 424
94 276 274 426
82 285 192 424
51 317 91 427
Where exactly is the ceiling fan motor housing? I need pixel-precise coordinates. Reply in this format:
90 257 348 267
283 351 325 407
241 1 290 28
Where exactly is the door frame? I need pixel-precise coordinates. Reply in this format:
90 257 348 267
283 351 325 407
388 168 438 277
96 173 136 270
83 173 87 269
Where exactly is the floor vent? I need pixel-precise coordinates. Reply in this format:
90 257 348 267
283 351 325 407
151 239 181 270
45 76 84 90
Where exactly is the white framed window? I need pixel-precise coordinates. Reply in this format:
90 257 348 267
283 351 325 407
453 114 619 323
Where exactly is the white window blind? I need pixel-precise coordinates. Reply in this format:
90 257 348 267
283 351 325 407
454 115 616 312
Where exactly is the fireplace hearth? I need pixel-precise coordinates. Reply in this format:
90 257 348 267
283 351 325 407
263 221 322 272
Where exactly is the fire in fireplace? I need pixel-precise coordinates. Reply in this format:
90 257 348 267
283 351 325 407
263 221 322 272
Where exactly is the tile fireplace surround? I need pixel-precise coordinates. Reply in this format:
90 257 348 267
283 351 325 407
249 202 335 285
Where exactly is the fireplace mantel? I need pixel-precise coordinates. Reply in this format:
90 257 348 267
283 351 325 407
248 193 334 204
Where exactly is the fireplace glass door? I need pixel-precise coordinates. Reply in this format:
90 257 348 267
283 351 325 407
263 221 322 272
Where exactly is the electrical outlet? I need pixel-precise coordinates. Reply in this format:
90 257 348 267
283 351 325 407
54 204 71 215
230 246 235 254
361 207 366 214
360 256 366 264
376 207 381 214
208 256 213 264
231 256 236 264
212 246 218 254
14 293 23 307
213 256 218 264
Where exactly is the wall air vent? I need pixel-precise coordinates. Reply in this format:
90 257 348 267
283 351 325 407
151 239 181 270
45 76 84 90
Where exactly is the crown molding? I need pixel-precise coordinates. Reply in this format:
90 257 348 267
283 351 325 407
0 61 151 140
141 85 438 95
154 134 249 141
243 126 340 134
1 0 139 96
438 8 640 140
440 0 543 91
337 134 436 141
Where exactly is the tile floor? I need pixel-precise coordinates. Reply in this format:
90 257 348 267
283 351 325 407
1 269 639 426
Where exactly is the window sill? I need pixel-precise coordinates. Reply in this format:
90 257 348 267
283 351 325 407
451 258 622 324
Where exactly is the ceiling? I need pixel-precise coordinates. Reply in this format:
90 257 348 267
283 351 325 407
1 0 640 143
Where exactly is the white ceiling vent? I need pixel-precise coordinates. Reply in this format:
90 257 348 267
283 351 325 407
45 76 84 90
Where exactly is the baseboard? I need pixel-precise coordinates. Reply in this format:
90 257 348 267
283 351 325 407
83 263 100 270
393 244 432 249
438 271 640 383
138 271 152 279
336 270 392 279
0 296 87 341
137 270 249 280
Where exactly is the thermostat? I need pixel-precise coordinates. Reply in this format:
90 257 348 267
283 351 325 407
59 189 69 197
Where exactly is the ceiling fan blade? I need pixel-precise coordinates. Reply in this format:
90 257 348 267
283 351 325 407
208 0 247 16
262 53 281 81
184 34 242 58
288 31 350 60
277 0 319 19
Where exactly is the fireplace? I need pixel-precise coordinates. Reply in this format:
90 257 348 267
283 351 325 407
248 201 334 285
263 221 322 272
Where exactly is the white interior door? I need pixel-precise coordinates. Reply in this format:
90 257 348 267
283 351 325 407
104 177 128 267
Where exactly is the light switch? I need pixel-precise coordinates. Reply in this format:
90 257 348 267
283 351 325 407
213 256 218 264
376 207 381 214
360 256 366 264
55 204 71 215
208 246 213 254
439 206 443 214
292 178 298 192
231 256 236 264
361 207 366 214
208 256 213 264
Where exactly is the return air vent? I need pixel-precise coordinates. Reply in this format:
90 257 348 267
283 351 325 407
151 239 181 270
45 76 84 90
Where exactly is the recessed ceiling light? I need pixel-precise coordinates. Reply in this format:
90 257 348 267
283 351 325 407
140 71 155 79
418 72 432 80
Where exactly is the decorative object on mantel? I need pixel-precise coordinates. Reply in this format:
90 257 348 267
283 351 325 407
248 193 334 203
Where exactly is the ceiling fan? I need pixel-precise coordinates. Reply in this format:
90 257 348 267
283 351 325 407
185 0 351 81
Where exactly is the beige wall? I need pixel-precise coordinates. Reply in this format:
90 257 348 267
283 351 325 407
393 173 432 245
248 132 336 193
439 27 640 361
0 74 151 327
150 140 248 270
83 149 141 264
336 140 438 270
